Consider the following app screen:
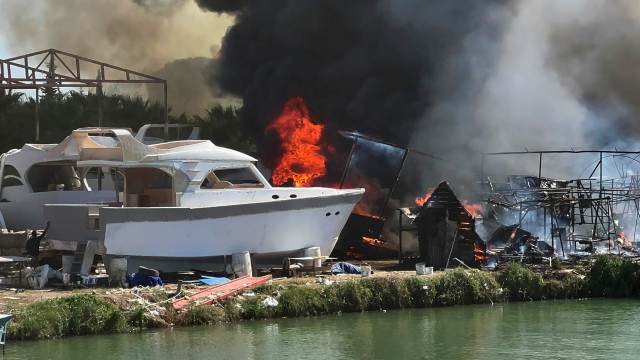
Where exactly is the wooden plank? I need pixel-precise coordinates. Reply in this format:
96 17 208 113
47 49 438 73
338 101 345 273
171 275 271 309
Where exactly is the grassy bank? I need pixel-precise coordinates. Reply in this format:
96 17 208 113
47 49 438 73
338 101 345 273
7 255 639 341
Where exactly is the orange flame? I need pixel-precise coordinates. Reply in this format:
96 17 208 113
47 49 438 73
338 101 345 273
462 200 482 218
353 204 376 218
346 251 365 259
362 236 383 245
415 188 435 206
620 232 633 247
474 243 488 262
266 97 330 187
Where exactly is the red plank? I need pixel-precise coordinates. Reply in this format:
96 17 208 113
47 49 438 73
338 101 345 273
171 275 271 309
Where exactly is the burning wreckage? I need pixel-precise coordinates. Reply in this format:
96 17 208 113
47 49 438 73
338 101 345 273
258 97 638 268
396 151 640 270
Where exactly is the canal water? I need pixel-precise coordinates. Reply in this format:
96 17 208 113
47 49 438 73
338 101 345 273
7 299 640 359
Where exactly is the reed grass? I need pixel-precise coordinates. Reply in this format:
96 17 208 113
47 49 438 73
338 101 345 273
7 255 640 341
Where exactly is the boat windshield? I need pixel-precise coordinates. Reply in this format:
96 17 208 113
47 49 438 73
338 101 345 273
201 168 264 189
27 164 81 192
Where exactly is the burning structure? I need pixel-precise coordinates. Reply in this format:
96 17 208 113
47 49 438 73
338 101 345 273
478 150 640 260
411 182 486 269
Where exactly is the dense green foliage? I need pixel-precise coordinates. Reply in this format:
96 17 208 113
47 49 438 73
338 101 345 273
219 267 583 321
8 294 127 340
0 90 255 153
588 255 639 297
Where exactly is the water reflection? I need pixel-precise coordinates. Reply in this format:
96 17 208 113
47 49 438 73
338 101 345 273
7 299 640 360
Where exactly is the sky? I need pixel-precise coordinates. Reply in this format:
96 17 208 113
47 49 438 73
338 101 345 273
0 37 7 59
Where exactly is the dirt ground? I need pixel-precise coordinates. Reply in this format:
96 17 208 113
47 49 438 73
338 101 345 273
2 258 592 312
0 260 438 312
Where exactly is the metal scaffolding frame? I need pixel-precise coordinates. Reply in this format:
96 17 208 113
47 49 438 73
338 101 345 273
479 150 640 255
0 48 169 141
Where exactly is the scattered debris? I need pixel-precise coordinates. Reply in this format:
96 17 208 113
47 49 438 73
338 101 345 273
261 296 279 307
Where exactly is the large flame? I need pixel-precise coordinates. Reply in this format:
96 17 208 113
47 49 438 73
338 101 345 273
474 243 488 263
266 97 330 187
415 188 435 206
462 200 482 218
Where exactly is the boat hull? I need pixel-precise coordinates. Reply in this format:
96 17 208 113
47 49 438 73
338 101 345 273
0 190 115 231
101 190 363 272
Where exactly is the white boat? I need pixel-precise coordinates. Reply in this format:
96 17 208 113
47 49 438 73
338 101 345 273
0 124 200 231
39 128 364 272
0 132 119 231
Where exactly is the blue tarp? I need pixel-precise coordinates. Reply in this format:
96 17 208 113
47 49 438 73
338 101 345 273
330 262 368 274
199 276 230 286
178 276 230 286
127 273 163 287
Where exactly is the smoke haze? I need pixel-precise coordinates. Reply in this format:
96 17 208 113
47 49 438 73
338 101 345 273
197 0 640 193
0 0 236 115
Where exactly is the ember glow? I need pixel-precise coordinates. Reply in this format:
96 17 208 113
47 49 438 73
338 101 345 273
346 251 365 259
266 97 331 187
462 200 482 218
362 236 383 245
415 188 435 206
474 243 488 263
353 204 376 218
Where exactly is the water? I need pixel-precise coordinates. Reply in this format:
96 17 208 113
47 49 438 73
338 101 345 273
7 299 640 360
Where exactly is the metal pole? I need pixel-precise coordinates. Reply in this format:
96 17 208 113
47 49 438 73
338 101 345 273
339 138 358 189
164 81 169 142
97 84 103 127
481 154 485 190
544 207 547 244
600 151 603 194
380 149 410 218
398 209 403 264
519 201 523 227
550 203 555 253
538 153 542 186
445 225 459 270
35 88 40 141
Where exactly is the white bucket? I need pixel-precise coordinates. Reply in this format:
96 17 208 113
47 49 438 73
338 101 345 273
416 262 427 275
302 247 322 267
424 266 434 275
361 265 372 277
231 252 252 277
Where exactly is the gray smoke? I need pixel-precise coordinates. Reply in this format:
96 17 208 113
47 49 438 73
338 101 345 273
0 0 235 115
198 0 640 197
147 57 241 116
196 0 512 147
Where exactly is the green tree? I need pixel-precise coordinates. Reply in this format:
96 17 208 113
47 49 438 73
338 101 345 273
0 91 256 154
191 104 256 153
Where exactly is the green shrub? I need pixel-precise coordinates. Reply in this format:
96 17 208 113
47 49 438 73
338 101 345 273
334 280 372 312
179 305 224 325
8 294 127 340
434 268 503 305
253 283 278 295
404 276 437 307
498 263 545 301
588 255 639 297
279 286 324 317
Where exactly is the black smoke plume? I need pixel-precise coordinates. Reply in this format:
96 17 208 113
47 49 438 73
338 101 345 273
196 0 511 149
